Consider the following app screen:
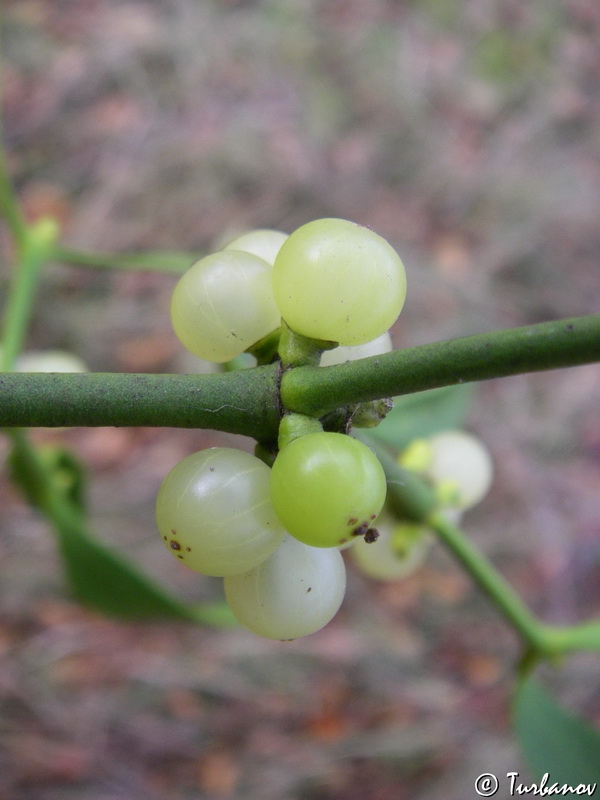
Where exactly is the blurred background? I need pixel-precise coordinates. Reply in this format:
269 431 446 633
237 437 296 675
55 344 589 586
0 1 599 798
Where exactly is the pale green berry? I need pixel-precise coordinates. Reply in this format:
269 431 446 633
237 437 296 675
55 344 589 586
156 448 284 577
425 430 494 509
15 350 88 373
319 331 392 366
270 432 387 548
224 533 346 640
170 250 280 362
223 229 288 265
272 218 406 346
352 508 433 580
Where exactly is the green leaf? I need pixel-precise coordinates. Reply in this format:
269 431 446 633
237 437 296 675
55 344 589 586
368 383 474 450
7 441 49 511
514 677 600 795
6 431 233 626
7 443 87 513
52 499 233 625
44 445 88 512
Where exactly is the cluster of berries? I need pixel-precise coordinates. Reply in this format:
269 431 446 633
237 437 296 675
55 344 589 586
157 218 492 639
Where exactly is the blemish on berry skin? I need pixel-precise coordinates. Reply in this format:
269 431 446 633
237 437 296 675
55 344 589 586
170 540 181 551
163 536 168 541
307 587 312 593
186 547 191 552
364 528 379 544
352 522 369 538
370 514 377 520
177 555 184 559
348 517 358 526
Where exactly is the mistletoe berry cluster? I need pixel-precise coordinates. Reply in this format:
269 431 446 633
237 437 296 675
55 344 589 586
157 218 492 639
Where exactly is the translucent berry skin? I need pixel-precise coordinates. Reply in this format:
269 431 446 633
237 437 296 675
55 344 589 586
155 448 284 577
270 432 387 548
224 229 288 265
351 508 433 581
224 533 346 640
425 430 493 509
14 350 88 373
272 218 406 346
319 331 392 367
170 250 281 363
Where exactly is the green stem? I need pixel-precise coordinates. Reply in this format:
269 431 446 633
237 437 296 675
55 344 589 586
358 432 438 522
281 314 600 417
277 321 336 368
427 510 550 654
431 512 600 657
53 245 198 274
0 368 281 441
361 432 548 652
364 433 600 659
1 314 600 438
1 220 58 370
539 620 600 654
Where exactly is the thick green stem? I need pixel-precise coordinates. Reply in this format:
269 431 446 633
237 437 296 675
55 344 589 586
358 432 438 522
1 314 599 438
281 314 600 417
0 368 281 440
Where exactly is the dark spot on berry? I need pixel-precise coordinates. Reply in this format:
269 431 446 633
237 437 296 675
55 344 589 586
171 530 176 535
307 587 312 593
351 522 369 538
186 547 191 552
370 514 377 520
348 517 358 526
364 527 379 544
209 467 215 472
177 555 184 559
170 540 181 551
163 536 168 541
